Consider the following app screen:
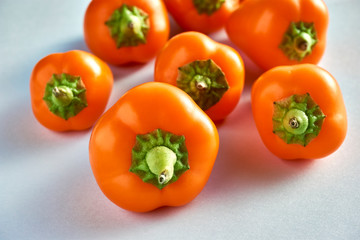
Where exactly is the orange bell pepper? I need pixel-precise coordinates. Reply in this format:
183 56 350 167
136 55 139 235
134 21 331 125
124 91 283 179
251 64 347 159
30 50 113 131
226 0 329 70
84 0 169 65
154 31 245 122
164 0 241 34
89 82 219 212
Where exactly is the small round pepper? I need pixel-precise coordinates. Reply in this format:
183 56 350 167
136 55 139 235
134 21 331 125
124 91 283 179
84 0 169 65
164 0 241 34
226 0 329 70
154 31 245 122
30 50 113 131
89 82 219 212
251 64 347 159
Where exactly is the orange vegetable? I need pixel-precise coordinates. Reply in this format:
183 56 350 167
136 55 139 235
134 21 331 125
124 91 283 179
154 31 245 122
164 0 241 34
226 0 329 70
30 50 113 131
84 0 169 65
251 64 347 159
89 82 219 212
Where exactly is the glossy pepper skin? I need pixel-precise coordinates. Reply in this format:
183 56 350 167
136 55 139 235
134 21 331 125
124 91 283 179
226 0 329 70
89 82 219 212
84 0 169 65
251 64 347 160
164 0 241 34
154 31 245 122
30 50 113 131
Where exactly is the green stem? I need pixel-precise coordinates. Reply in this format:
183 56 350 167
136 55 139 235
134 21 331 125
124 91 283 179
283 109 309 135
177 59 229 111
272 93 325 146
105 4 149 48
130 129 189 189
279 22 318 61
43 73 87 120
193 0 225 15
51 86 74 107
145 146 177 185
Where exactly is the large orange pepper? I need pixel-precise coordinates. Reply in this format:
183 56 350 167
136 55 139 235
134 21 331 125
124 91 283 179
89 82 219 212
84 0 169 65
251 64 347 159
154 31 245 122
164 0 241 34
226 0 329 70
30 50 113 131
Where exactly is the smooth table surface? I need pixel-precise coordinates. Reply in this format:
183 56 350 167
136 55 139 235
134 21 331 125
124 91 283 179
1 0 359 239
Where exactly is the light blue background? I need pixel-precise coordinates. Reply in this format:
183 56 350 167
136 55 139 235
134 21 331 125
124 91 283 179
1 0 359 239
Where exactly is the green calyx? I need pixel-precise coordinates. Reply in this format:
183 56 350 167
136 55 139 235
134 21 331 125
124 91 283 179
272 93 326 146
43 73 87 120
193 0 225 15
105 4 149 48
177 59 229 111
279 21 318 61
130 129 189 190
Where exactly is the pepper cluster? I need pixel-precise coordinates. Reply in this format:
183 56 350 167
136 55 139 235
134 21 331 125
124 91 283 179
29 0 347 212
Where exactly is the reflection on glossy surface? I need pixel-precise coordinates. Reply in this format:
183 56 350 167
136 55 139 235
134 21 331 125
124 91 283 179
255 9 274 34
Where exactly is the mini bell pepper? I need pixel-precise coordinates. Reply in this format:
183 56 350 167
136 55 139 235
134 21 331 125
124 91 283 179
154 31 245 122
30 50 113 131
251 64 347 159
89 82 219 212
84 0 169 65
226 0 329 70
164 0 241 34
